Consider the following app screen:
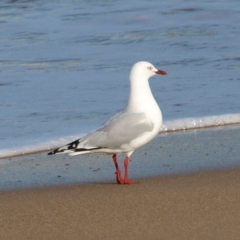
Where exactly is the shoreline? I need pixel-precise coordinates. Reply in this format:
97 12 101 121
1 122 240 160
1 124 240 190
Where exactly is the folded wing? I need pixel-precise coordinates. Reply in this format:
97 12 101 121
48 111 154 155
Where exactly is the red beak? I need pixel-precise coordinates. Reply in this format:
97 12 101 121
155 70 167 75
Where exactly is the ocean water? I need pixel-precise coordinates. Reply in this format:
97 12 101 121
0 0 240 158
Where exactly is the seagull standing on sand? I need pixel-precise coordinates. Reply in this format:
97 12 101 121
48 61 167 184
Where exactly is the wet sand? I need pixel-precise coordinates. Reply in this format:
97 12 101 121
1 125 240 190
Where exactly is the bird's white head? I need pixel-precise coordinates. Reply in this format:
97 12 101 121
130 61 167 81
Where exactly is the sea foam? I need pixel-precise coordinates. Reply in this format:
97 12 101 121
160 113 240 132
1 113 240 159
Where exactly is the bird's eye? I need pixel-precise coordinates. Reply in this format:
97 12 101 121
147 66 152 70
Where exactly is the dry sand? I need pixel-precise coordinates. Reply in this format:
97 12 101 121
1 169 240 240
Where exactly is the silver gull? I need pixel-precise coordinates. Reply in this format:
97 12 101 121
48 61 167 184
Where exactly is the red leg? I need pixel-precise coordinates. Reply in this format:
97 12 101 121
112 154 123 184
123 156 135 184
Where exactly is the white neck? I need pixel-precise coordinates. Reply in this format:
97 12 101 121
126 75 158 112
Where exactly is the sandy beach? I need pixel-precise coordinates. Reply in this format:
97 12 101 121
1 125 240 239
1 169 240 240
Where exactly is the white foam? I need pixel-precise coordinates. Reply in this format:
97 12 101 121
1 113 240 159
0 135 83 160
160 114 240 132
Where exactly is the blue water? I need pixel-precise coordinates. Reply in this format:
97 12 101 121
0 0 240 157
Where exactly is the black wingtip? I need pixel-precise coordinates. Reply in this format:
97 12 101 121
48 151 54 155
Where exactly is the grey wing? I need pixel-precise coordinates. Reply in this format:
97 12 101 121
79 111 154 149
